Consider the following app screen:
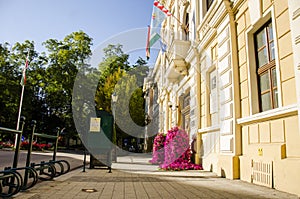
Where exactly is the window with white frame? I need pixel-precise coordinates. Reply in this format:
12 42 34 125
209 69 218 125
254 20 278 112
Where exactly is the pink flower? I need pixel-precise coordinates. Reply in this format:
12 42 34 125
152 126 203 171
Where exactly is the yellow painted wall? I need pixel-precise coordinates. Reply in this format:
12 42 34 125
218 155 240 179
276 159 300 196
236 0 300 196
285 116 300 157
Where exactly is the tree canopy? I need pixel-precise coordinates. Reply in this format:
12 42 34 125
95 44 149 144
0 32 149 148
0 31 93 140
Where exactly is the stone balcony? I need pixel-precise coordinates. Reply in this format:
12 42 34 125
165 39 191 82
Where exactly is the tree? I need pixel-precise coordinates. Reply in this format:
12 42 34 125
0 31 93 146
42 31 93 138
114 74 146 138
0 43 19 128
0 41 43 129
95 68 125 112
98 44 130 86
95 44 149 150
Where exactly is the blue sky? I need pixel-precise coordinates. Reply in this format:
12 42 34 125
0 0 159 65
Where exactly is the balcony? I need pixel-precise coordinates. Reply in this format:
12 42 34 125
165 39 191 82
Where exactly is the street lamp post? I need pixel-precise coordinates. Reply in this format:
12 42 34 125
111 92 118 162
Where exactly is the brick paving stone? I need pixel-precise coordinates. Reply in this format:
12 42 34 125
11 154 300 199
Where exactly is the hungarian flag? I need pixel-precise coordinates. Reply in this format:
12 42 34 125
20 54 29 86
146 0 171 60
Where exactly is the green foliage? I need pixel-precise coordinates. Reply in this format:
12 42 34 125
42 31 93 136
0 43 19 127
0 34 149 147
95 68 125 112
0 40 41 128
98 44 130 85
95 44 149 144
0 31 93 141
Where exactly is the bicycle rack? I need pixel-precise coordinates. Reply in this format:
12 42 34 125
0 117 25 197
0 169 22 198
30 161 57 181
0 119 71 197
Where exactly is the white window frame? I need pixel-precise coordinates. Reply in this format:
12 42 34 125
245 9 282 116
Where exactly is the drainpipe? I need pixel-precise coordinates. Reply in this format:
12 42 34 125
223 0 242 179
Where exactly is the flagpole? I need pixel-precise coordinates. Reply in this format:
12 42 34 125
146 25 151 60
15 52 29 148
14 82 25 149
16 85 25 131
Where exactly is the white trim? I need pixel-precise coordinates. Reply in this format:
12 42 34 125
198 125 220 133
237 104 298 125
271 6 283 109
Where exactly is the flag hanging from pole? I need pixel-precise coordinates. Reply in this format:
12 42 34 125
20 53 29 86
146 0 171 60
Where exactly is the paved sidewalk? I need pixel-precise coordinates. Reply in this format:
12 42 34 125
13 154 299 199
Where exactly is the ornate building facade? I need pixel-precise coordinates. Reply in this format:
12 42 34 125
144 0 300 196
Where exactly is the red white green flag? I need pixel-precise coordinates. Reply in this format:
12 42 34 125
146 0 171 60
20 54 29 86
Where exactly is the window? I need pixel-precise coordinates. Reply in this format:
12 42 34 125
207 0 214 11
254 21 278 112
183 13 189 41
209 69 218 125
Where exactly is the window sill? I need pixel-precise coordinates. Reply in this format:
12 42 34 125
237 104 298 125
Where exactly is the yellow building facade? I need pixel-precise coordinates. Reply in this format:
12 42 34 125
236 0 300 195
145 0 300 196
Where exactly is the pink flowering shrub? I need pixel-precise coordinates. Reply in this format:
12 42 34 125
149 132 166 164
156 126 202 171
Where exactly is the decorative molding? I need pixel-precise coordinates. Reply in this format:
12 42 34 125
191 120 196 128
220 119 233 135
190 108 195 116
218 54 231 75
220 70 232 89
218 40 231 62
293 8 300 20
198 125 220 134
295 35 300 45
220 136 233 152
218 27 229 47
220 86 232 105
221 102 233 120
